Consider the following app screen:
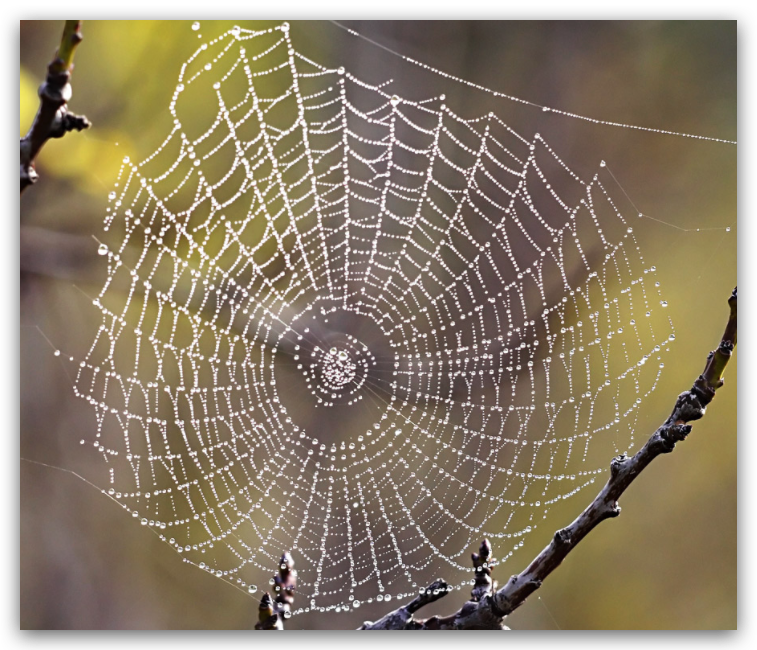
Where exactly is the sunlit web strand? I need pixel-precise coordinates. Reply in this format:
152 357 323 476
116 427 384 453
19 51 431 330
601 162 733 234
330 20 736 146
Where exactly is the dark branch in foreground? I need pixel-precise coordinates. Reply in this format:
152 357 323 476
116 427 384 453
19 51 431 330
20 20 90 194
483 287 738 623
360 539 509 630
255 553 297 630
257 287 737 629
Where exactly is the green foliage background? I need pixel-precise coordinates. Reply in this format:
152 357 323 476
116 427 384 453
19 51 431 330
20 20 736 630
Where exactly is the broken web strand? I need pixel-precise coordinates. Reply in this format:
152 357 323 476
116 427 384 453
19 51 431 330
62 21 684 616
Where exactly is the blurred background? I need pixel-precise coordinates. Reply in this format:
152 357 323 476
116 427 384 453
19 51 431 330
20 20 736 630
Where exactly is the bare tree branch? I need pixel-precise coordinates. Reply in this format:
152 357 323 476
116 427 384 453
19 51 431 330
489 286 737 621
359 579 454 630
20 20 90 194
360 539 510 630
258 287 737 629
255 553 297 630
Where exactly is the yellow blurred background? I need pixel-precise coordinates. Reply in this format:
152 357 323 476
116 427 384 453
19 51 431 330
20 20 736 630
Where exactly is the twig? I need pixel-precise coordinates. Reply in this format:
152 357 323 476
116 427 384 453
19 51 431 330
259 287 737 629
359 579 454 630
360 539 510 630
489 286 737 620
20 20 90 194
255 553 297 630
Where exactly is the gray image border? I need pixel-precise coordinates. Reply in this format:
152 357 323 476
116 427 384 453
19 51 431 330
2 7 755 650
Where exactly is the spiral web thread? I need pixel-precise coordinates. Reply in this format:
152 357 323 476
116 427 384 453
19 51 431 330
69 23 675 615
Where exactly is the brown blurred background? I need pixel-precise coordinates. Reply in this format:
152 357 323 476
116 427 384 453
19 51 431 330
20 20 736 629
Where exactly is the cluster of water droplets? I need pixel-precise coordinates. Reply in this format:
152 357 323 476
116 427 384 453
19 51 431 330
64 22 676 615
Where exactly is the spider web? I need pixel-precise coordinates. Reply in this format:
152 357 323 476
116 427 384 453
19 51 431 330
69 22 675 615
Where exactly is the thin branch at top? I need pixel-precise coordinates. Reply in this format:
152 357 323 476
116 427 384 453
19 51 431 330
20 20 90 194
